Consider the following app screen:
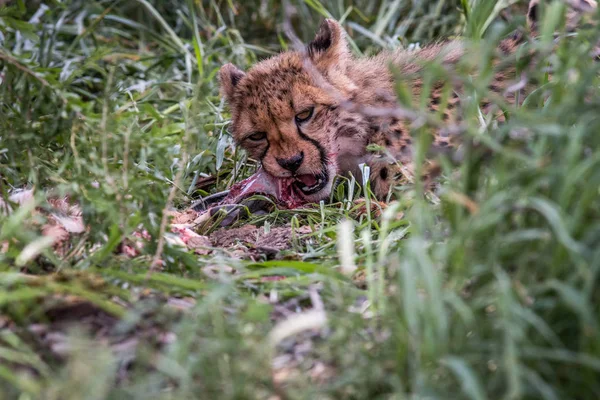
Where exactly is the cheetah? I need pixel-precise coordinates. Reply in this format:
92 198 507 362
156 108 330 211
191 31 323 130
217 0 597 207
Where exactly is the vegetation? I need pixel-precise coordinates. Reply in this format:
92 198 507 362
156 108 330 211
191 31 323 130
1 0 600 398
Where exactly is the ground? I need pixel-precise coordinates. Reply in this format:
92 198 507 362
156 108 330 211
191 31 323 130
2 1 600 399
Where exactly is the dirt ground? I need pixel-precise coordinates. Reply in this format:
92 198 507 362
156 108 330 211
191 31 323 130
2 192 328 392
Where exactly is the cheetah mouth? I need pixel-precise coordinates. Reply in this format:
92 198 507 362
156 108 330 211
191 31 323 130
293 172 328 195
212 167 330 211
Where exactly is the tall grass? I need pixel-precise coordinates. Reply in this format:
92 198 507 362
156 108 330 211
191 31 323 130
1 0 600 398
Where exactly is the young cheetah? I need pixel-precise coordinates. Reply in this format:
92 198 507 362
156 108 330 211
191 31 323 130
218 0 597 206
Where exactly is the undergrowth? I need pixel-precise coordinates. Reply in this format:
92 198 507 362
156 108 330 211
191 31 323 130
1 0 600 399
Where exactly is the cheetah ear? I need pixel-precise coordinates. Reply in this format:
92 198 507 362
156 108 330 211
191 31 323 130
307 19 350 69
219 63 245 102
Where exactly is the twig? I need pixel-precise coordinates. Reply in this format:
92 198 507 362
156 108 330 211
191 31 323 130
123 123 132 191
101 67 117 189
0 50 53 89
70 121 83 174
148 103 192 272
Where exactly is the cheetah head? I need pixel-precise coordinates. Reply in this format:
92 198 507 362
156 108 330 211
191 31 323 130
219 19 360 204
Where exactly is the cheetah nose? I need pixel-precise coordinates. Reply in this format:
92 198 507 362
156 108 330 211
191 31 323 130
276 152 304 172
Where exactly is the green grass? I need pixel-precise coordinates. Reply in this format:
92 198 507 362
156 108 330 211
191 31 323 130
1 0 600 398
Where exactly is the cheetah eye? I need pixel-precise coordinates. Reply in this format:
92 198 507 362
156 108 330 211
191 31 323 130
247 132 267 141
295 107 314 124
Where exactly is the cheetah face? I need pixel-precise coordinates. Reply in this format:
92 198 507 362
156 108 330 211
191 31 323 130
219 19 360 203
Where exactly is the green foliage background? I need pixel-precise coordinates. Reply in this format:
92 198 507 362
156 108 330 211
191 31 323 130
1 0 600 398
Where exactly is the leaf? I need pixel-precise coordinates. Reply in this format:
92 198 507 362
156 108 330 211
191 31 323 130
243 260 347 281
441 357 487 400
4 18 39 40
546 280 596 330
527 197 585 256
15 235 55 266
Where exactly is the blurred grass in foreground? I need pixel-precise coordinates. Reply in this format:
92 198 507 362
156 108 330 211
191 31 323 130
1 0 600 398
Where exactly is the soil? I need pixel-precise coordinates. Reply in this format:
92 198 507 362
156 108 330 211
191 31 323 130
1 189 314 263
1 190 329 393
209 224 313 258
